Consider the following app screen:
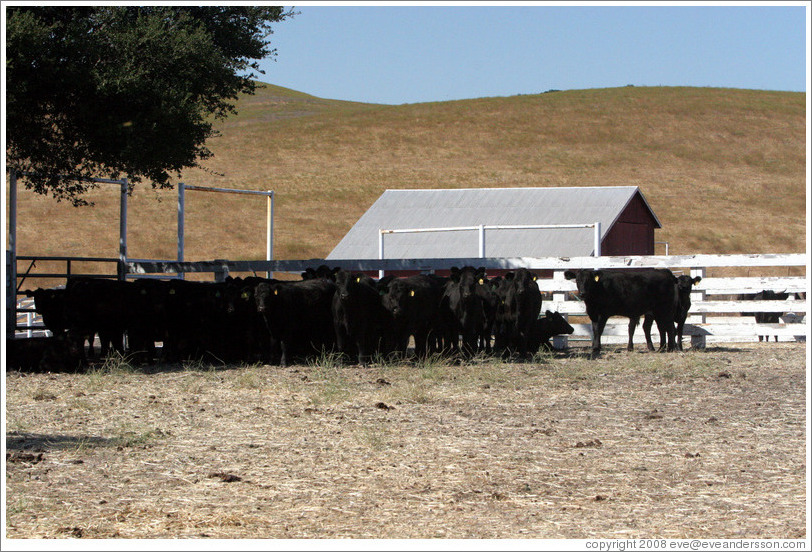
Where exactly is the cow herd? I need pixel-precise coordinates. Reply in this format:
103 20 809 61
20 266 579 371
11 263 800 373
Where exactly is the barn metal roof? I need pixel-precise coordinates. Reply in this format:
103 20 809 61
326 186 661 260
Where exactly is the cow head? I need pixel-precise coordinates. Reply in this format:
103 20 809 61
25 288 68 333
565 269 602 299
382 279 415 318
543 310 574 335
335 270 373 301
254 281 278 314
450 266 484 301
224 278 255 315
676 275 702 296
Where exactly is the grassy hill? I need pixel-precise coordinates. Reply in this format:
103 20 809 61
10 84 806 270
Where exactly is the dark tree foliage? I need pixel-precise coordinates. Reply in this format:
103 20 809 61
6 6 294 205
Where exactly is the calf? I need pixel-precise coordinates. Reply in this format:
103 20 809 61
64 277 128 361
527 310 575 354
332 270 395 365
742 289 791 342
493 269 542 359
24 287 68 334
564 268 679 358
641 274 702 351
254 277 337 366
381 274 445 360
440 266 487 358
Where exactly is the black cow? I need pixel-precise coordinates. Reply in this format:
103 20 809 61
492 274 516 356
440 266 487 358
674 275 702 349
221 277 269 362
565 268 679 358
124 278 170 364
24 287 68 334
493 269 542 359
63 277 128 361
25 286 99 360
160 279 227 362
254 277 337 366
641 274 702 352
6 334 83 373
302 265 340 281
381 274 445 360
527 310 575 354
332 270 395 365
740 289 792 342
477 275 501 354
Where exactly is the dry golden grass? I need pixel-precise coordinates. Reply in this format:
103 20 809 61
5 343 806 539
7 85 806 270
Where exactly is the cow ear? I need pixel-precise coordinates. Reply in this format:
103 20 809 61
24 290 35 297
563 270 576 280
693 276 702 285
546 310 553 317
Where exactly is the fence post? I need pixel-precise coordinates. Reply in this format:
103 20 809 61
378 230 385 279
593 222 601 256
479 225 486 258
267 190 274 279
689 267 707 349
118 178 128 281
178 183 185 280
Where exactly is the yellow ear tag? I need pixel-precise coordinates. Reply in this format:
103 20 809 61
594 275 600 282
409 290 415 297
356 276 361 283
273 289 278 296
533 276 537 281
478 278 484 285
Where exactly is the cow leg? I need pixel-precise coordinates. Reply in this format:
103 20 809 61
675 319 685 351
279 340 289 368
414 328 428 360
659 316 677 352
642 315 656 351
590 316 608 359
627 317 639 352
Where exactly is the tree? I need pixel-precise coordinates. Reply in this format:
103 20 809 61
6 6 295 205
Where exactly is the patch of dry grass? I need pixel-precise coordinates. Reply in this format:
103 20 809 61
5 342 806 539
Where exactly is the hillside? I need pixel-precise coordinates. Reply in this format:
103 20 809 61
9 84 806 269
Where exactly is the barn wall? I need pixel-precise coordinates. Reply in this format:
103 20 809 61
601 193 658 255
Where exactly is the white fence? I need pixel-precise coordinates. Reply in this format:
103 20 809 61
125 252 807 348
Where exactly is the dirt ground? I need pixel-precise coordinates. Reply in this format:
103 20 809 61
4 342 807 541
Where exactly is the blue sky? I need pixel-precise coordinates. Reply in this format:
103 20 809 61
256 3 809 105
